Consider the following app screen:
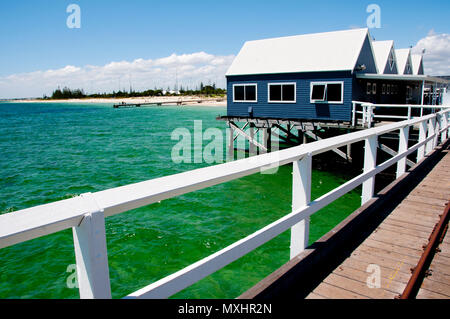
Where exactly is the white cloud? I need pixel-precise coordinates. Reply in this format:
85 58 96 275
411 31 450 76
0 52 235 99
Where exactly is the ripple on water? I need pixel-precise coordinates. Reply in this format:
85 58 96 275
0 103 361 298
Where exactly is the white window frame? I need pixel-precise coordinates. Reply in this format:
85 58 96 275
267 82 297 103
232 83 258 103
310 81 344 104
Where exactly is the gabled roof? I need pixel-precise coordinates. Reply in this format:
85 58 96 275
226 28 372 76
372 40 396 74
395 49 412 74
411 54 424 75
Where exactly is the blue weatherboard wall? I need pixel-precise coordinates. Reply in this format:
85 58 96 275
226 71 353 121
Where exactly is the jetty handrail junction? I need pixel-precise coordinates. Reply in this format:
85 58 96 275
0 108 449 299
351 101 449 128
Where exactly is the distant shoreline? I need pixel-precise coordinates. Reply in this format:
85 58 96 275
3 95 227 107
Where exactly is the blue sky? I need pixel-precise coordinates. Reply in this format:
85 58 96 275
0 0 449 98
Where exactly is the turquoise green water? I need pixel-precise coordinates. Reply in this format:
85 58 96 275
0 102 361 299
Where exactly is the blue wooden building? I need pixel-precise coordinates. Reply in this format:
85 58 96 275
223 28 446 123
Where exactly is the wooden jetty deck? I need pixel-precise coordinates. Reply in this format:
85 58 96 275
240 142 450 299
306 148 450 299
418 216 450 299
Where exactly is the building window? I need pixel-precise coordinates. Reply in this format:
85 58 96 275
233 84 257 102
382 84 386 95
406 61 411 74
387 84 391 95
310 82 343 104
372 83 377 94
388 49 395 71
268 83 296 103
366 82 372 94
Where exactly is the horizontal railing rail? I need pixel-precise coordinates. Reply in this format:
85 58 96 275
1 108 449 299
351 101 449 128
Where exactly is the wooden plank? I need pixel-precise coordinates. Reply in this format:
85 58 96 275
404 195 448 207
398 201 446 214
386 211 439 227
386 215 438 230
311 282 369 299
409 189 450 201
355 244 420 267
340 257 411 283
348 252 414 278
379 217 434 234
384 214 437 230
413 186 450 196
363 238 423 259
395 203 444 217
376 223 432 240
432 254 450 269
323 273 398 299
420 278 450 297
368 228 429 251
305 292 326 299
332 263 406 295
438 243 450 258
429 257 450 276
416 287 449 299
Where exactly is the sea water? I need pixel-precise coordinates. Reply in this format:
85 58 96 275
0 102 361 298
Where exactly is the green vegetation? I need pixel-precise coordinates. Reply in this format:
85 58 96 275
45 83 226 100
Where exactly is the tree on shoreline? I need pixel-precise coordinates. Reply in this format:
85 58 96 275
45 84 226 100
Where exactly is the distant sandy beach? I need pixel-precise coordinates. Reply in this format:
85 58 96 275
7 95 227 107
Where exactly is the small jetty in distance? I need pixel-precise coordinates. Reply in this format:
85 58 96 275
113 97 226 108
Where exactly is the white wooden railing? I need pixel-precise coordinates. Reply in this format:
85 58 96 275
0 109 449 299
351 101 448 128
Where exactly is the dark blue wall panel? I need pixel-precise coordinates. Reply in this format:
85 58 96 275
226 71 353 122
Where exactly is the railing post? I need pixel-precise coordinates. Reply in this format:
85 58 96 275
249 124 256 155
73 193 111 299
361 135 377 205
407 106 412 120
440 112 448 142
417 120 427 162
352 102 356 127
227 124 234 161
397 126 409 178
447 111 450 137
426 118 436 154
362 105 366 127
433 115 440 148
290 153 312 259
368 106 373 128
